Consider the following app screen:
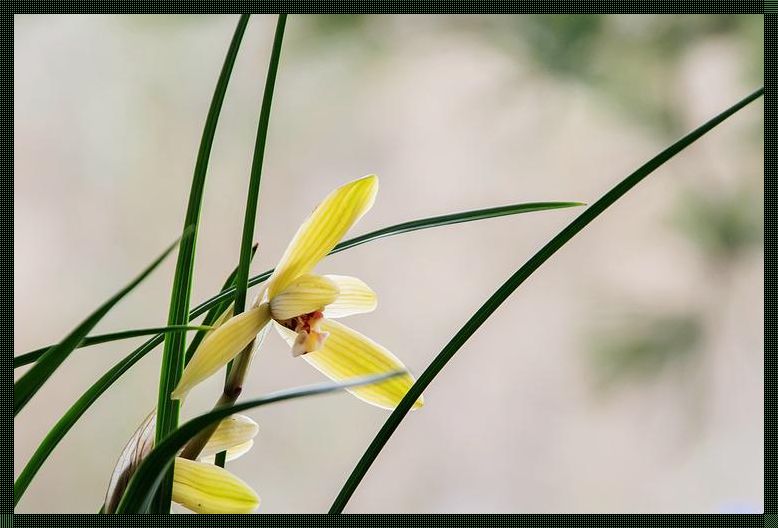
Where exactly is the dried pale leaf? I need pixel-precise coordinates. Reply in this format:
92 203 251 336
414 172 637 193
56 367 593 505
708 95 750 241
103 411 156 513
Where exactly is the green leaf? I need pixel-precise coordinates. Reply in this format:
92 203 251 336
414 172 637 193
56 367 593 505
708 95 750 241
233 14 286 315
204 201 587 311
13 235 184 416
153 14 250 513
13 200 579 506
216 14 287 469
184 242 258 365
115 372 404 513
14 245 257 507
328 87 764 514
14 326 212 369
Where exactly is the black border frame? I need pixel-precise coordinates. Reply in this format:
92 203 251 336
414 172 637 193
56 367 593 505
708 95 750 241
8 8 767 525
8 3 766 13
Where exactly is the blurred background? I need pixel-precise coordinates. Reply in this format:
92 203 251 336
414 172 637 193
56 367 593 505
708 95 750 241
14 15 763 513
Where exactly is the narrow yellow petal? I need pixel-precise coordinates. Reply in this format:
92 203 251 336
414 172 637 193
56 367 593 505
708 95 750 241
275 320 423 410
210 303 235 330
322 275 378 319
171 304 271 400
269 274 339 321
198 414 259 459
173 458 259 514
199 440 254 464
267 175 378 299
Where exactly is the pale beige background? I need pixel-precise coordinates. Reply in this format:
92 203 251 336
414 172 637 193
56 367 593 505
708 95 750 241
14 14 763 513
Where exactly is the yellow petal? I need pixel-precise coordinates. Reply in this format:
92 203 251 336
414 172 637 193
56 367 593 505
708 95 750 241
322 275 378 319
267 175 378 300
269 274 339 321
275 320 423 410
210 303 235 330
199 440 254 464
172 304 271 400
198 414 259 459
172 458 259 514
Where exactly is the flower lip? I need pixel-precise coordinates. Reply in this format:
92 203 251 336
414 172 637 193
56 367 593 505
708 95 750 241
278 310 324 334
278 310 329 356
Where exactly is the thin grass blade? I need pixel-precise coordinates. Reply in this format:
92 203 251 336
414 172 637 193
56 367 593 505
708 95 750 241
14 326 211 369
14 235 184 416
14 200 579 506
217 13 287 469
115 372 404 513
328 87 764 513
14 245 256 507
233 14 286 315
207 201 587 310
153 15 250 513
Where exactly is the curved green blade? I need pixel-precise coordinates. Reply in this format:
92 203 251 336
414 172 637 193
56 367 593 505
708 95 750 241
153 14 251 512
13 243 255 507
215 13 287 470
115 372 404 513
328 87 765 513
13 200 580 506
14 326 212 369
13 235 185 416
203 201 587 310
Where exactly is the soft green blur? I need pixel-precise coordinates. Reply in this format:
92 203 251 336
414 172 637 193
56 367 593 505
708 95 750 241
14 15 763 513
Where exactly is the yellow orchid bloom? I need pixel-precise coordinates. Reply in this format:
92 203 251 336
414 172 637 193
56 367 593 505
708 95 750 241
198 413 259 460
172 458 259 514
172 175 422 410
173 413 260 514
105 412 260 514
171 304 271 400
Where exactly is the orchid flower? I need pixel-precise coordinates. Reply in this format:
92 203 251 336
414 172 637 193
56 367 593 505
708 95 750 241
171 175 423 410
105 413 260 514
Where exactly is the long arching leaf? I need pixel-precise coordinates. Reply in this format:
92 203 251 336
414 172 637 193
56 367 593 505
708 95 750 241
215 13 287 469
328 87 765 513
14 326 211 369
115 372 403 513
13 200 580 506
13 242 258 507
13 235 185 416
153 14 251 512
